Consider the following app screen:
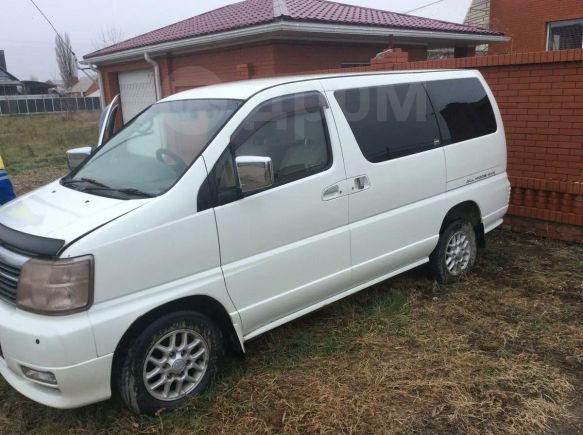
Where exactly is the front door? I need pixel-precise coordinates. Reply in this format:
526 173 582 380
210 87 351 336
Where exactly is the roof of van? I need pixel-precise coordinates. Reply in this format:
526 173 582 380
162 70 472 102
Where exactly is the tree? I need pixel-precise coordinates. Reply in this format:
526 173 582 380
92 25 124 51
54 32 77 90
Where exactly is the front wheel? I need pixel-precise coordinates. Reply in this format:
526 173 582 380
115 311 223 415
430 219 477 284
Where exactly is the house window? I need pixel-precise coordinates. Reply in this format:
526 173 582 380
341 62 371 68
548 19 583 50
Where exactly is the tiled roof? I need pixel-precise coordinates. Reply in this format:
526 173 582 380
85 0 503 59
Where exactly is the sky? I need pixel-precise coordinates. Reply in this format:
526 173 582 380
1 0 433 81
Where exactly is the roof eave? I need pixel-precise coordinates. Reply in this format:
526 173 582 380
0 67 22 83
82 21 508 65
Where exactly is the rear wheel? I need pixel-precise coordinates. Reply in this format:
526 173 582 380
430 219 477 284
116 311 223 415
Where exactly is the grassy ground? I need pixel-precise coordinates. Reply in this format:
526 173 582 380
0 114 581 434
0 112 100 194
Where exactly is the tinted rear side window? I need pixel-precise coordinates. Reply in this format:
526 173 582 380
425 78 497 145
335 83 441 163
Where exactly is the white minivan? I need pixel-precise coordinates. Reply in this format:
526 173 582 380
0 70 510 414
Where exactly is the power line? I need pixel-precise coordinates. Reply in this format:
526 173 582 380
27 0 96 82
405 0 448 15
28 0 77 59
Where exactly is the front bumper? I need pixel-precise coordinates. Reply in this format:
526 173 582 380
0 301 113 409
0 353 113 409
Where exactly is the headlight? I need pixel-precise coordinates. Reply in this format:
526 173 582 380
16 255 94 315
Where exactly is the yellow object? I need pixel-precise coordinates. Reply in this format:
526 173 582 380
0 156 5 170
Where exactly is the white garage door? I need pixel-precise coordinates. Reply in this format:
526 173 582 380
118 69 157 123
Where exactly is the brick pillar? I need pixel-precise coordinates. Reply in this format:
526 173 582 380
402 46 428 62
158 56 173 98
454 46 477 58
370 48 409 70
100 70 120 105
236 63 253 80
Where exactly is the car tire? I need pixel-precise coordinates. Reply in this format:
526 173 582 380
115 311 223 415
430 219 477 284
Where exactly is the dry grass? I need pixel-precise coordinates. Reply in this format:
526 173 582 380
0 115 581 434
0 231 580 435
0 112 99 194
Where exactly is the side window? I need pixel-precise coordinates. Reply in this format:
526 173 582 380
335 83 440 163
425 78 497 145
234 110 331 186
204 92 332 208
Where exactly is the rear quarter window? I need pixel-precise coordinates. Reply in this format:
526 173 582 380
335 83 441 163
425 77 497 145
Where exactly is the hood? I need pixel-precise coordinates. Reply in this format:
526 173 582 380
0 180 149 249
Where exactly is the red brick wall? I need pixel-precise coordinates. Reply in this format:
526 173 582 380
373 51 583 184
97 41 429 103
167 43 278 92
485 63 582 181
272 42 399 75
98 41 389 102
489 0 583 54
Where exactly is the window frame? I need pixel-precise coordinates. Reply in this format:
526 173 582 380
334 82 442 164
547 19 583 51
333 78 498 166
202 91 334 209
341 61 371 68
424 77 498 147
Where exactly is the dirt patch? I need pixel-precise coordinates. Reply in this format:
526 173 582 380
10 167 67 196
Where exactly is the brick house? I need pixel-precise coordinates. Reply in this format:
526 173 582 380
489 0 583 54
83 0 506 120
67 76 99 98
413 0 583 56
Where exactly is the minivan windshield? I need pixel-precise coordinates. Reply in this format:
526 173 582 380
63 99 241 198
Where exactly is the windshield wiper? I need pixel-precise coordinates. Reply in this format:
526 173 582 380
82 186 155 198
62 178 154 198
110 188 155 198
62 177 111 188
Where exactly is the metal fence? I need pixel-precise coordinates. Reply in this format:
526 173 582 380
0 95 101 116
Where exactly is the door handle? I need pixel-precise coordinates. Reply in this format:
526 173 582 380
322 182 344 201
353 175 370 191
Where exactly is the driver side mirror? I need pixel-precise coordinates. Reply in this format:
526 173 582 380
235 156 274 194
66 147 92 171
